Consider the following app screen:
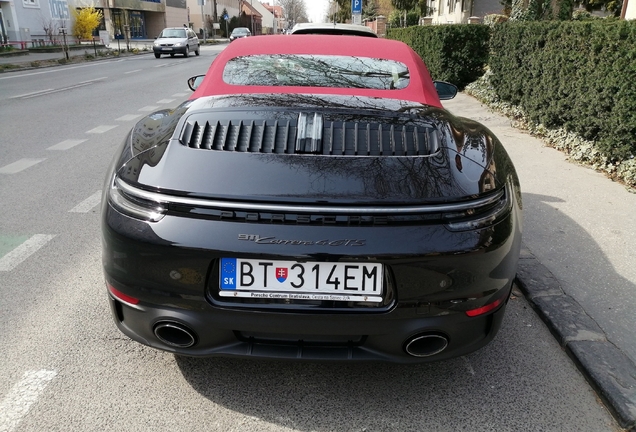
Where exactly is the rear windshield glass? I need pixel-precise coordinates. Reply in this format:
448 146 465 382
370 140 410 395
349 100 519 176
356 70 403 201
222 54 410 90
159 29 186 38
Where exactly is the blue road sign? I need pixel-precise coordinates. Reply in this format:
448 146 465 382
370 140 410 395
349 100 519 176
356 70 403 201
352 0 362 14
223 13 229 20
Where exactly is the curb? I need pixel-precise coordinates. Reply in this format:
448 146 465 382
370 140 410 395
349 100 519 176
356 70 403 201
0 50 29 58
515 244 636 431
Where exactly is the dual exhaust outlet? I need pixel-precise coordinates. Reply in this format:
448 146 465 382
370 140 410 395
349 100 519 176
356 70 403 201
153 320 448 358
154 321 197 348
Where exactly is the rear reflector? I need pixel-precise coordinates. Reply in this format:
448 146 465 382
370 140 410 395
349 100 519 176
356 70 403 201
465 299 502 317
107 283 139 305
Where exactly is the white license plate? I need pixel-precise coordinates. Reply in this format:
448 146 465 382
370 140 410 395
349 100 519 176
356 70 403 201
161 47 173 51
220 258 383 303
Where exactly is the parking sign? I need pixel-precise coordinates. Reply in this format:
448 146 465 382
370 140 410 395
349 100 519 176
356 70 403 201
352 0 362 14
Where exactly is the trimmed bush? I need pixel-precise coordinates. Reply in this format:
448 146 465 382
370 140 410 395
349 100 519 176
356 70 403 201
388 25 490 90
489 20 636 160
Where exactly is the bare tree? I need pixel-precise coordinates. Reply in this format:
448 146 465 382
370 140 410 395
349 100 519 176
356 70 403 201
41 16 58 45
277 0 309 28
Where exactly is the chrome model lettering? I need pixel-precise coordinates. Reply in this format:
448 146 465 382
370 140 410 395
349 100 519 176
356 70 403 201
238 234 365 246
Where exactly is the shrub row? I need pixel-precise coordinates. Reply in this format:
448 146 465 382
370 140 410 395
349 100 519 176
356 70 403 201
489 20 636 160
387 25 490 90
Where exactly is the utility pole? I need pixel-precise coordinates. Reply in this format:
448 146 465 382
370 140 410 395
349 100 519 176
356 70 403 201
250 0 254 34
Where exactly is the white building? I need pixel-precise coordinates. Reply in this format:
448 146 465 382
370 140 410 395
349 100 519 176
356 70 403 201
425 0 502 23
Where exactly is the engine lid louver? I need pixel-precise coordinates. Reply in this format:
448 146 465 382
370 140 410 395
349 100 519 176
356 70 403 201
179 112 440 156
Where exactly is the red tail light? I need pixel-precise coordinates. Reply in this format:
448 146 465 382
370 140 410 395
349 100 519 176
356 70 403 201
107 283 139 305
465 298 502 317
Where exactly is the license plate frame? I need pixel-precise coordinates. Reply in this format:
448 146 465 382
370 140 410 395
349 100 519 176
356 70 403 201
219 258 383 303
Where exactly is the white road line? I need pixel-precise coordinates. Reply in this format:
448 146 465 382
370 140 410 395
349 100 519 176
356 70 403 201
0 159 46 174
156 99 175 104
11 78 107 99
86 125 118 134
125 69 142 74
0 234 56 272
138 105 160 112
172 93 188 97
11 89 54 98
47 139 87 151
80 77 107 84
0 61 123 80
116 114 140 122
69 191 102 213
0 370 57 432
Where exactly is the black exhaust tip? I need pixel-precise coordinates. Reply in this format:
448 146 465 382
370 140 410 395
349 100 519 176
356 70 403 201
154 321 197 348
404 333 449 357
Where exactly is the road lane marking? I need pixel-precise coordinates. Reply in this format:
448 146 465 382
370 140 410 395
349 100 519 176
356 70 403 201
86 125 117 134
69 191 102 213
0 159 46 174
0 234 56 272
154 62 183 68
0 61 123 80
10 89 54 98
0 370 57 432
172 93 188 97
138 106 160 112
156 99 175 104
10 78 107 99
125 69 142 74
46 139 87 151
116 114 140 121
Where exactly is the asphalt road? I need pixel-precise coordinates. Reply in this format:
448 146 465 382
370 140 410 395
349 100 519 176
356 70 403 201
0 46 622 431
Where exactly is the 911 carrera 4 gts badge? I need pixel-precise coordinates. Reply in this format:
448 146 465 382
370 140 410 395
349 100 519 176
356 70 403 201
238 234 365 246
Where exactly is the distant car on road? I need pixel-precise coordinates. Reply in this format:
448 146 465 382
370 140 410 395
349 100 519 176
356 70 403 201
103 35 522 363
289 22 378 37
229 27 251 41
153 27 200 58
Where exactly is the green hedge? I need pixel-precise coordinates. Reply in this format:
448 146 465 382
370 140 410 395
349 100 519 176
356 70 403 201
387 25 490 90
489 21 636 160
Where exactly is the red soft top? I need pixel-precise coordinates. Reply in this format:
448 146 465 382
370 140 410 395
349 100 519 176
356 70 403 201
190 35 442 108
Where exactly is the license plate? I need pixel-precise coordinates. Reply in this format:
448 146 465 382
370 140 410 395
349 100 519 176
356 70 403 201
161 47 173 51
220 258 383 303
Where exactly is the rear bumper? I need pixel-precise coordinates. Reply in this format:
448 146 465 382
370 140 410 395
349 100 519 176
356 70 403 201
107 288 510 363
153 46 188 55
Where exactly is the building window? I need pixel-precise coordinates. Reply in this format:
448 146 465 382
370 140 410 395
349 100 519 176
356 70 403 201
23 0 40 8
449 0 456 13
438 0 444 14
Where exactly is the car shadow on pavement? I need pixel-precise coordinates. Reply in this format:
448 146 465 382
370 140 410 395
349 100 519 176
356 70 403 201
516 192 636 429
520 192 636 361
174 294 617 431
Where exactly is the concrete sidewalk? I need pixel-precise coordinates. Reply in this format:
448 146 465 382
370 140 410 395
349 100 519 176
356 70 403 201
444 93 636 431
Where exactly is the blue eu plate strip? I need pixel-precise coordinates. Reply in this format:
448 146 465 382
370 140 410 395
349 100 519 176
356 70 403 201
220 258 237 290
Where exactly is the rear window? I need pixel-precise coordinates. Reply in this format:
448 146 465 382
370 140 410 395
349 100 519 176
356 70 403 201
222 54 410 90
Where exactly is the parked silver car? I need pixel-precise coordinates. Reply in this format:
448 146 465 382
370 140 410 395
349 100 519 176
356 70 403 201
153 27 200 58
